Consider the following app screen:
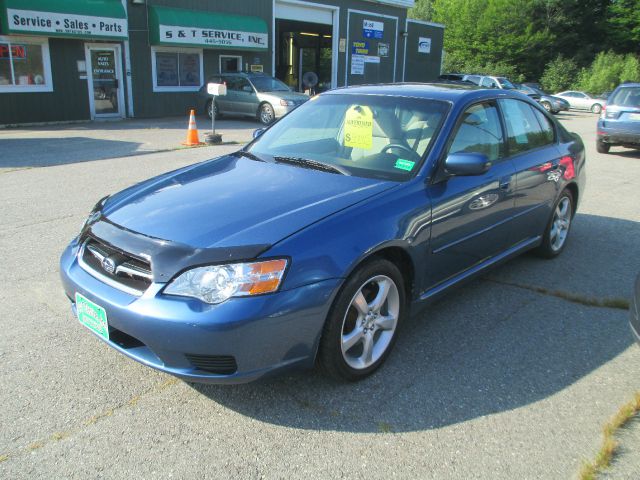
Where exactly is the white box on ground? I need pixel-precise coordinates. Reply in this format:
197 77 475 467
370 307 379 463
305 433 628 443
207 83 227 96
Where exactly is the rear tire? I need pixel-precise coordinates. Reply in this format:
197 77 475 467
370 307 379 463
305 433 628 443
596 140 610 153
317 258 406 382
591 103 602 114
535 189 574 259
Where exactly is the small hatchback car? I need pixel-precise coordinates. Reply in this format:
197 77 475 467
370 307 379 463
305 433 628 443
596 83 640 153
61 84 586 383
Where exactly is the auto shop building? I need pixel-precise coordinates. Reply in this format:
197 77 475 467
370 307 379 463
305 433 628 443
0 0 443 124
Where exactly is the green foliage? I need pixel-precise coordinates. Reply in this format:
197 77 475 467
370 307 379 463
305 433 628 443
576 51 640 94
424 0 555 80
607 0 640 53
408 0 640 85
408 0 434 21
540 56 579 92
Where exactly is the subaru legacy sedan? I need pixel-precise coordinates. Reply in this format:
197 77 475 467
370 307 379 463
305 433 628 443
60 84 585 384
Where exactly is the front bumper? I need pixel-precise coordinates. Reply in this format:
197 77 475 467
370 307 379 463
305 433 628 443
60 242 341 384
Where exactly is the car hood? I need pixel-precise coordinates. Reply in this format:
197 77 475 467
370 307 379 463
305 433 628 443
102 154 396 249
544 95 568 103
258 91 309 102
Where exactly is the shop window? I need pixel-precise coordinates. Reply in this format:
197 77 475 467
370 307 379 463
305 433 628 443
0 36 53 93
151 47 203 92
220 55 242 73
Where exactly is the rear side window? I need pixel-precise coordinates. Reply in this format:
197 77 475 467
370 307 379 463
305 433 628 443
448 102 504 162
499 99 553 155
609 87 640 107
531 108 555 144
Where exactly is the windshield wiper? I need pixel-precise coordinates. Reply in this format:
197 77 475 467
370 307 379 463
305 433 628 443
233 150 267 162
273 156 349 175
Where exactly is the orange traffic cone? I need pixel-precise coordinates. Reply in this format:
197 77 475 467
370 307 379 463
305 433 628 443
182 109 204 146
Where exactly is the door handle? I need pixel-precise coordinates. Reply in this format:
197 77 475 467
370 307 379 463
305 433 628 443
499 176 511 190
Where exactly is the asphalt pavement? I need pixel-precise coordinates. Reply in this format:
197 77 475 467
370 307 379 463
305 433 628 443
0 111 639 479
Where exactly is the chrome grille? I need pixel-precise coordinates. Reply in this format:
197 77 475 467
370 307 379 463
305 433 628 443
79 238 152 295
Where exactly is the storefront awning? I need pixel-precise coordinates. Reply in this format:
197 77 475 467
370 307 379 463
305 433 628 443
0 0 127 40
149 6 268 51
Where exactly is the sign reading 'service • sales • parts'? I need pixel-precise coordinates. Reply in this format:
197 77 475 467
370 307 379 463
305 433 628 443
6 9 127 38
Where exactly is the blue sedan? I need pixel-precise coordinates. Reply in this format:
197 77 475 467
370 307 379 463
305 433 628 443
60 84 586 383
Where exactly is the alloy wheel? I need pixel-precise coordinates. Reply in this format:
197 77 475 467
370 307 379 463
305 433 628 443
550 196 572 252
260 104 274 124
340 275 399 370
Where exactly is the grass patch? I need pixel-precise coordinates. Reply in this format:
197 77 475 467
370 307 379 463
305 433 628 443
50 431 71 441
378 422 394 433
0 454 8 463
27 441 44 451
579 391 640 480
487 279 630 310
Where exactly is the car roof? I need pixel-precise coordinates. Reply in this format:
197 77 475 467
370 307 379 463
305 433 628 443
218 72 268 78
325 82 529 102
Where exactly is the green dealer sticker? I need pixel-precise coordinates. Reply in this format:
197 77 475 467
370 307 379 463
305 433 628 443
75 293 109 340
394 159 415 171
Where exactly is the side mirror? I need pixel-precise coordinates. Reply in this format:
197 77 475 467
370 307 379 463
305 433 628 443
252 128 266 139
444 152 491 176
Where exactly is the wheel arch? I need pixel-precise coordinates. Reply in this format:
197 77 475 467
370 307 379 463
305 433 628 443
342 242 418 303
565 182 579 217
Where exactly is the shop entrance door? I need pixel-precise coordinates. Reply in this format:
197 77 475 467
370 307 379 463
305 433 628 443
85 44 125 119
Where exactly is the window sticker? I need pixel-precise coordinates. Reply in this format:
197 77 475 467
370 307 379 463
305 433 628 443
394 159 415 171
344 105 373 149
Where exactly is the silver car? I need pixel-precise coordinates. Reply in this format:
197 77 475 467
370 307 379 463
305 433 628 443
553 90 605 114
200 73 309 125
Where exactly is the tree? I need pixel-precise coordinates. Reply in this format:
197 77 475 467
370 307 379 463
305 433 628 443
576 51 640 94
540 56 579 92
606 0 640 53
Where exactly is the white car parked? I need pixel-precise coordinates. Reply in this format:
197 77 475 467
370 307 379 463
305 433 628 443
553 90 605 114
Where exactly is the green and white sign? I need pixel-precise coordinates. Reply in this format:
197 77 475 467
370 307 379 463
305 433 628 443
149 6 268 51
1 0 127 40
75 293 109 341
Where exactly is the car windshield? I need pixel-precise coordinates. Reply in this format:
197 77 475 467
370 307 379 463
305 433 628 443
497 78 515 89
609 87 640 107
248 94 449 181
250 76 291 92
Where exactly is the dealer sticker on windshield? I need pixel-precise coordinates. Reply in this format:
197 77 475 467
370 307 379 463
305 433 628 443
75 292 109 340
344 105 374 149
394 159 415 171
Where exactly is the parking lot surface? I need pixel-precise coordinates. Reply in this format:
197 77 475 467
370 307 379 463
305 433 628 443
1 111 639 479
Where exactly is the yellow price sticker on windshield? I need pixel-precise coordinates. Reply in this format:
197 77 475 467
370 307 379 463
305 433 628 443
344 105 373 150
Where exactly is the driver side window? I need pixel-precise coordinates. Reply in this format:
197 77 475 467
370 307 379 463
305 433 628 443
448 103 505 162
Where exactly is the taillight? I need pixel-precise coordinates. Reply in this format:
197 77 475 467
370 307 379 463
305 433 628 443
559 156 575 180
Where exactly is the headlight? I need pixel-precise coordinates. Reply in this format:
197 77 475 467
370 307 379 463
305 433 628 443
164 259 288 304
280 99 295 107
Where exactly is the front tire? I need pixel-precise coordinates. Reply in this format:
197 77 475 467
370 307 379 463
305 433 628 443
596 140 610 153
535 190 574 258
206 100 219 120
541 101 552 113
591 103 602 114
317 258 406 381
258 103 275 125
